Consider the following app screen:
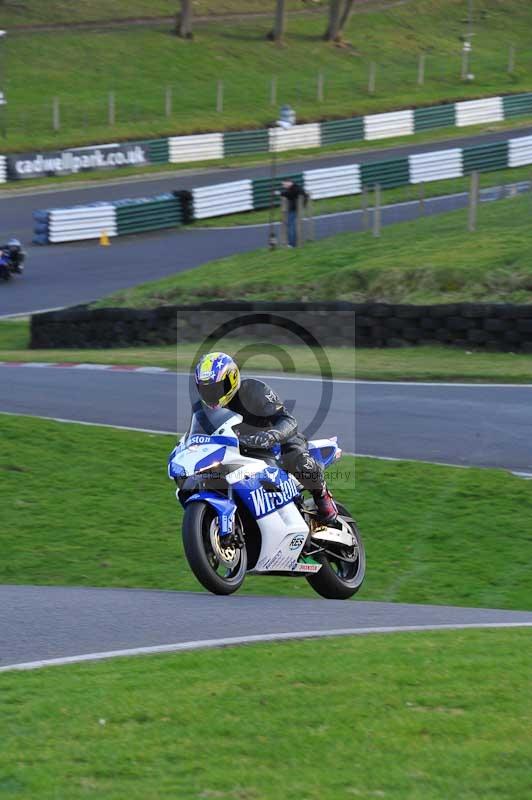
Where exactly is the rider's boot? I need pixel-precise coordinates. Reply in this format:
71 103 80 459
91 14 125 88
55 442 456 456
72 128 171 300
312 484 338 525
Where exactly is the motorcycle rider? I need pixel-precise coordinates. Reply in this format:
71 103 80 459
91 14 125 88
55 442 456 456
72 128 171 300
0 238 25 274
194 351 338 524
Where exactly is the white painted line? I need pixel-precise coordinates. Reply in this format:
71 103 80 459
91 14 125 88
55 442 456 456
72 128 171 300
2 622 531 673
18 361 57 368
345 452 472 470
134 366 172 373
71 363 113 370
0 306 66 320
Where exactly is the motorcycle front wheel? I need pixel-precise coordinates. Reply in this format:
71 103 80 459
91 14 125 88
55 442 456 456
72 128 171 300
306 503 365 600
182 502 247 595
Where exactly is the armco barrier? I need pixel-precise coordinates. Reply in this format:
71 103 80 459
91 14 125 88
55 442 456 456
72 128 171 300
223 129 269 156
408 148 463 183
32 132 532 242
321 117 364 146
269 123 321 152
192 180 253 219
30 302 532 353
169 133 224 163
462 140 508 174
508 135 532 168
503 92 532 119
33 195 181 244
303 164 361 200
115 195 182 235
455 97 504 127
414 104 456 132
364 110 414 141
33 203 117 244
360 157 410 189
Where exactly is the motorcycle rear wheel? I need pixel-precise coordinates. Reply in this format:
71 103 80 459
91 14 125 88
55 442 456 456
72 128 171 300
182 502 247 595
305 503 365 600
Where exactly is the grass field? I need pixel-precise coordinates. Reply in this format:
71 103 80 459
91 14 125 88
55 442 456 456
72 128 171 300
2 415 531 609
2 629 531 799
96 193 532 307
1 0 532 151
2 321 532 383
0 0 315 26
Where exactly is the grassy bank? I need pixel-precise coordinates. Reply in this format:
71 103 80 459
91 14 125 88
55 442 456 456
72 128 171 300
98 193 532 307
2 322 532 383
2 0 532 152
2 629 531 799
2 415 531 609
0 0 314 27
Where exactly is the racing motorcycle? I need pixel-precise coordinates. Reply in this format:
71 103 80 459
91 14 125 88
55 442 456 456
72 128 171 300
0 239 25 282
168 406 365 599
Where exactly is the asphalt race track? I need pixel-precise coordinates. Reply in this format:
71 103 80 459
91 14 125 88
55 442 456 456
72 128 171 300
2 586 532 671
1 125 531 317
1 366 532 472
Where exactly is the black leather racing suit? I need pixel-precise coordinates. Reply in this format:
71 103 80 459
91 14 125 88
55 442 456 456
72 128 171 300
226 378 326 496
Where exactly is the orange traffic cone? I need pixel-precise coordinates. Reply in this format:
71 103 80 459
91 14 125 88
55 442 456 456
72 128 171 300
100 230 110 246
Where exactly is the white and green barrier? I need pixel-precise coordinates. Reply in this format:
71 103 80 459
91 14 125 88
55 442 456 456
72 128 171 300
9 91 532 185
33 194 183 245
33 132 532 244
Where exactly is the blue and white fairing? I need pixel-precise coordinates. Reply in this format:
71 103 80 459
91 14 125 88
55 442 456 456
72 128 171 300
168 407 341 573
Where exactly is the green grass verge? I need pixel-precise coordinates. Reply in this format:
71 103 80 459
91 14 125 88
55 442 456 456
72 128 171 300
1 323 532 382
97 193 532 307
2 630 531 799
0 0 310 26
2 415 531 609
2 0 532 152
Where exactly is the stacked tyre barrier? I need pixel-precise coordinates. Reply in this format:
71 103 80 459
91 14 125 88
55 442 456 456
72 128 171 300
33 194 182 245
8 91 532 185
33 132 532 243
31 302 532 353
0 156 6 184
33 203 117 244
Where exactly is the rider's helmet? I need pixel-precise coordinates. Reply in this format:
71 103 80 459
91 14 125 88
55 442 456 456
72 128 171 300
5 239 23 263
195 352 240 409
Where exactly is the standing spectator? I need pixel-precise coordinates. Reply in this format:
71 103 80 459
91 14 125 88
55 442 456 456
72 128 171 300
280 179 308 247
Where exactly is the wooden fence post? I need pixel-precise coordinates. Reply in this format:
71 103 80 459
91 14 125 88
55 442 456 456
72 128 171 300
417 53 426 86
468 171 480 232
368 62 377 95
108 92 115 126
52 97 60 131
373 183 382 237
317 71 324 102
216 80 224 113
165 86 172 118
270 76 277 106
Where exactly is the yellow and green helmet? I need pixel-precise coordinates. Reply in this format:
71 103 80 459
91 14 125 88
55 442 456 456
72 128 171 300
194 352 241 409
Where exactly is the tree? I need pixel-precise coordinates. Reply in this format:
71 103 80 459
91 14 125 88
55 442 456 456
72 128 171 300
267 0 287 44
176 0 193 39
323 0 354 42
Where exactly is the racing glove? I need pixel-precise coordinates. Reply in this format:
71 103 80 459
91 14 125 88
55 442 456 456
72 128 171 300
239 430 281 450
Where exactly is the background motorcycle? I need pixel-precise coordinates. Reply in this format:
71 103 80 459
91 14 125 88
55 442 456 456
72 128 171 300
0 240 25 281
168 407 365 599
